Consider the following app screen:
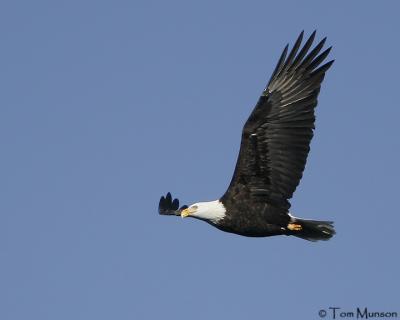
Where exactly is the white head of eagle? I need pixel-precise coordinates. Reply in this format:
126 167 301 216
181 200 226 224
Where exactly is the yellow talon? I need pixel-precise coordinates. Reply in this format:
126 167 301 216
287 223 302 231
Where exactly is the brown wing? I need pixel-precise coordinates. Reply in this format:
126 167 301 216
224 31 334 209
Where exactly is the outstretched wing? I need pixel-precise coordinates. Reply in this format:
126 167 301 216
224 31 334 209
158 192 188 216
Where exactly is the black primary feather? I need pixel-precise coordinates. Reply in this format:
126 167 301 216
158 192 188 216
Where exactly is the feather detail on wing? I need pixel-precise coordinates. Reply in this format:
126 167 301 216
224 31 334 209
158 192 188 216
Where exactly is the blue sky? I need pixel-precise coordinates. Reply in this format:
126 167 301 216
1 1 399 319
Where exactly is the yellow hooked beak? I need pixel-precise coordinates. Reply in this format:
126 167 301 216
181 207 194 218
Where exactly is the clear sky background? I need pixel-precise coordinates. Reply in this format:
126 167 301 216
1 1 399 319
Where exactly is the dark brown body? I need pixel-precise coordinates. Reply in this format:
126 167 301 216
217 185 291 237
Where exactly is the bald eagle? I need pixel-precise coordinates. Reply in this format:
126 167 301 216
159 31 335 241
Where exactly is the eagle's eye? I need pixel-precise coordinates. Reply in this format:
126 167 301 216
191 205 198 210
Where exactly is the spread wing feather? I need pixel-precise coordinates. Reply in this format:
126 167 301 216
158 192 188 216
224 31 333 209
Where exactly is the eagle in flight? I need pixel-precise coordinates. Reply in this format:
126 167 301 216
159 31 335 241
